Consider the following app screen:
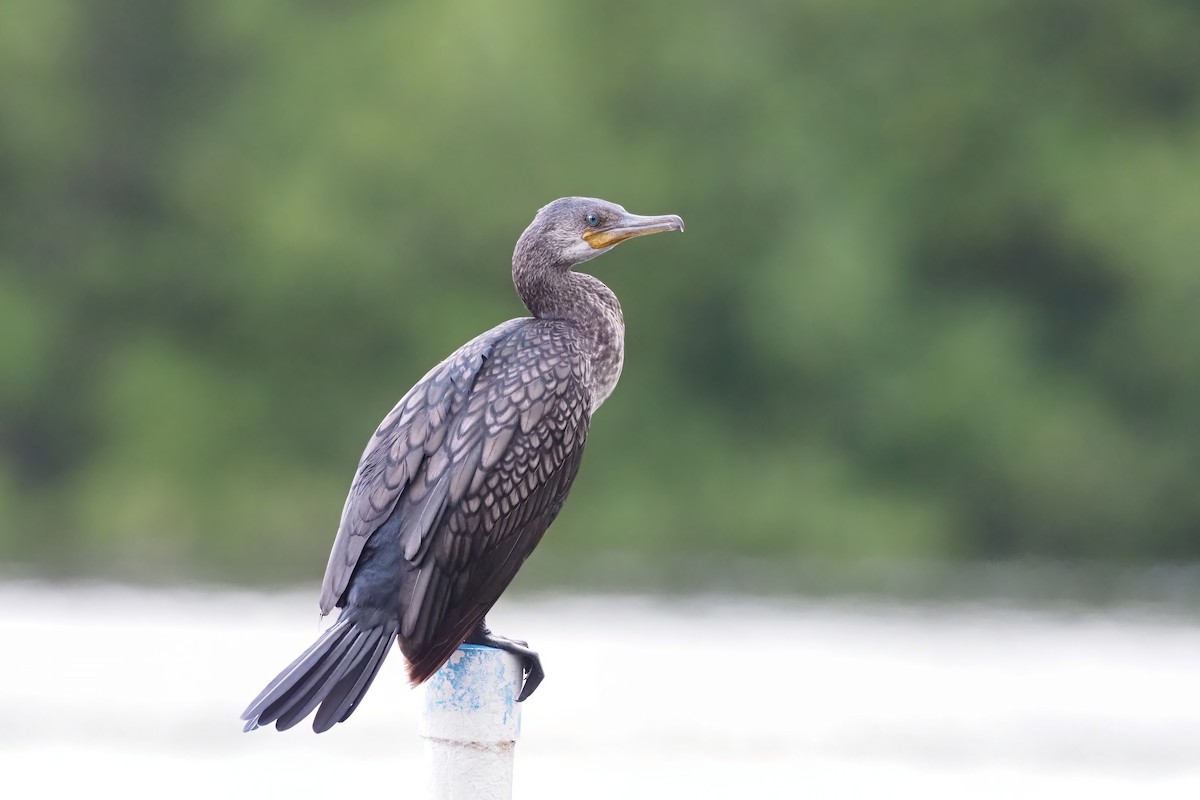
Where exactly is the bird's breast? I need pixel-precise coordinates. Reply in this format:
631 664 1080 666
582 301 624 413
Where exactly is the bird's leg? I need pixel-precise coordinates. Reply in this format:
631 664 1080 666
465 620 544 701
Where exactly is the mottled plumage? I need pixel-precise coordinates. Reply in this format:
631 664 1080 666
242 197 683 733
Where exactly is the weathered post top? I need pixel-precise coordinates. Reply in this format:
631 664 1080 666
419 645 523 800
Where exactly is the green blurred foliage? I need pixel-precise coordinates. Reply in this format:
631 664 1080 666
1 0 1198 585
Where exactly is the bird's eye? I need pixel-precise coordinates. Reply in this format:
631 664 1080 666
586 213 600 227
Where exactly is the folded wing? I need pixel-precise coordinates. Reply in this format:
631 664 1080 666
319 318 591 682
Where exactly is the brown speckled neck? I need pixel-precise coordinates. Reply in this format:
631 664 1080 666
513 263 625 413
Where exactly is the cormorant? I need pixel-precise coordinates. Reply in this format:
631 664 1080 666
242 197 684 733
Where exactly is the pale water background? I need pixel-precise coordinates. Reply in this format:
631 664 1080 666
2 581 1198 799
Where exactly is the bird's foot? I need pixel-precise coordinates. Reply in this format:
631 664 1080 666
465 623 544 701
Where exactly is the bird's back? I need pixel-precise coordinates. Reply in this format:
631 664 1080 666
326 317 593 683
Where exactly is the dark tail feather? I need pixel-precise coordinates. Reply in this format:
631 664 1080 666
312 621 396 732
241 617 398 733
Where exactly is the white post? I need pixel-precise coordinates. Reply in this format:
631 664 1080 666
419 644 523 800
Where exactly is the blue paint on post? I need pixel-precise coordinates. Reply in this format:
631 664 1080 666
500 671 516 728
431 646 490 712
425 644 520 737
420 644 522 797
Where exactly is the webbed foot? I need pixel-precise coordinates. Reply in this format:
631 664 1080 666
465 622 544 701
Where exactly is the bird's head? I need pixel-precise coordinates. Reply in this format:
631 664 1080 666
514 197 684 270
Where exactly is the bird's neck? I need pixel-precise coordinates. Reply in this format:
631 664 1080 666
514 267 625 412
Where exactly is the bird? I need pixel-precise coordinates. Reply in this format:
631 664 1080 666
241 196 684 733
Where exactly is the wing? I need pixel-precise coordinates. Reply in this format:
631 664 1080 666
319 319 525 615
396 324 591 680
319 317 592 646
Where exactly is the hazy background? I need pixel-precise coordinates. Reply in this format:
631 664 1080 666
2 0 1198 601
3 2 1200 797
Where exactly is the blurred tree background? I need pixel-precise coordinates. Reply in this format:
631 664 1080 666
1 0 1198 595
